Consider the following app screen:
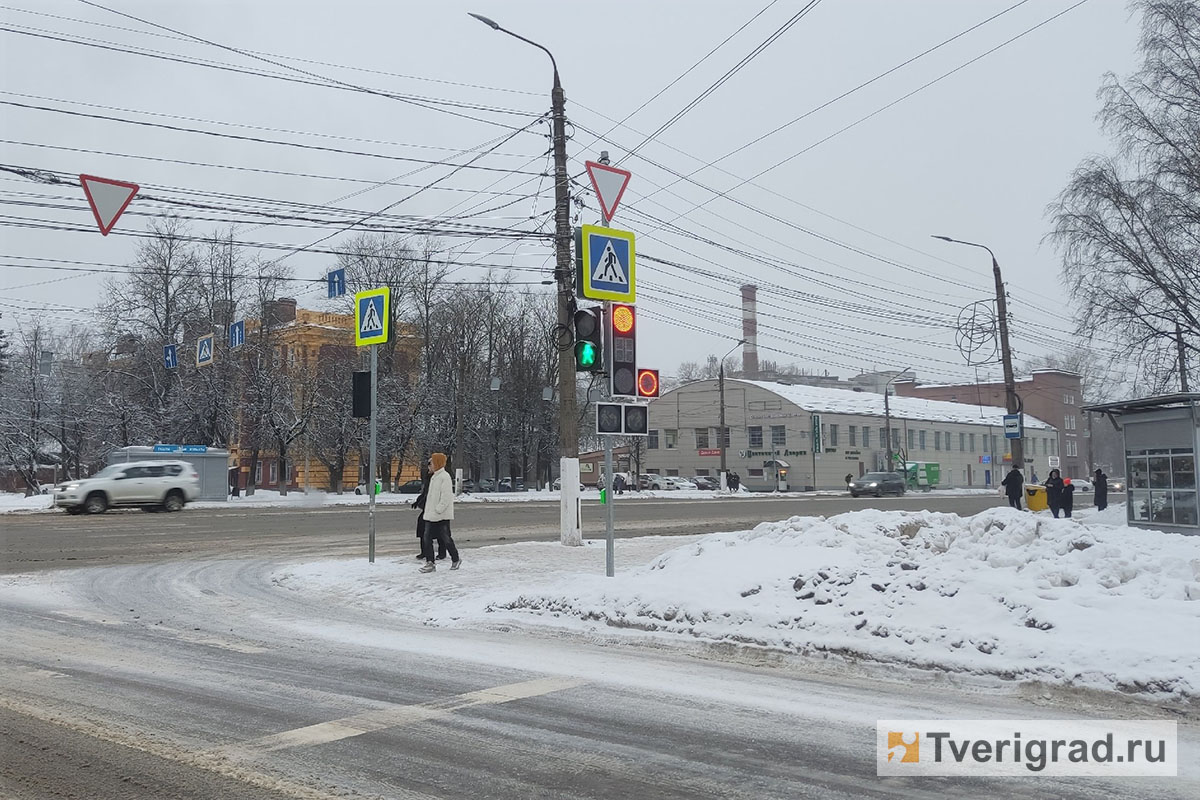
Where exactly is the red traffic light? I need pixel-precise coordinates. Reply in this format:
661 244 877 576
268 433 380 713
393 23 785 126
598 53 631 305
636 368 659 398
611 304 635 334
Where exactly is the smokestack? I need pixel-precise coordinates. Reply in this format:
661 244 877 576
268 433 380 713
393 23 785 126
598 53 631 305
741 284 758 378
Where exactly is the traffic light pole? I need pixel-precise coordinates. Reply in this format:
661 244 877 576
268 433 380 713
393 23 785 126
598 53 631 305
368 343 377 563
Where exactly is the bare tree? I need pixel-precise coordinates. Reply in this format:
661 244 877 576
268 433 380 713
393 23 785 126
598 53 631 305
1048 0 1200 392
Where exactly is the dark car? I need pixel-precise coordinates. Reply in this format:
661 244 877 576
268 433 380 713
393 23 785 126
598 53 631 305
498 477 525 492
398 479 425 494
692 476 719 490
849 471 906 497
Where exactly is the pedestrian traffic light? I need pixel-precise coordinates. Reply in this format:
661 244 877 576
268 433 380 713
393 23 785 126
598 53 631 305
623 404 648 436
573 307 602 372
610 302 636 396
596 403 624 434
636 368 659 398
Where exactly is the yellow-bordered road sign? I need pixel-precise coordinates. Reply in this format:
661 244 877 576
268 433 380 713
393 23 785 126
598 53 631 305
355 287 390 346
576 224 635 303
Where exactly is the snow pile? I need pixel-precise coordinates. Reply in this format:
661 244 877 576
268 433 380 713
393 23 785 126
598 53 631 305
278 507 1200 697
0 492 53 513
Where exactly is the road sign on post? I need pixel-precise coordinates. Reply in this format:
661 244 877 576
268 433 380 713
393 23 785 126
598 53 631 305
812 413 822 451
228 320 245 349
196 333 214 367
327 268 347 298
163 344 178 370
355 288 390 346
1003 414 1022 439
576 225 635 303
585 160 632 223
79 174 139 236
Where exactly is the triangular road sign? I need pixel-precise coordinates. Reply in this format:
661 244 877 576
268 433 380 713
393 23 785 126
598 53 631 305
80 174 139 236
585 161 631 222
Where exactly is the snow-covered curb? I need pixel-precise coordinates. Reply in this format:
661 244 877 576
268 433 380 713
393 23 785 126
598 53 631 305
274 505 1200 700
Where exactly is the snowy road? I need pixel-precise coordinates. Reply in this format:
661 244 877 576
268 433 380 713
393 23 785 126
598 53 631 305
1 549 1195 799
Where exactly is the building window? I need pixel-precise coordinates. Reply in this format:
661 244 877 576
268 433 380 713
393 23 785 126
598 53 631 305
848 425 857 447
770 425 786 446
1067 440 1078 457
959 432 966 452
666 468 679 477
254 461 263 485
748 468 764 478
665 429 677 449
969 433 976 453
269 461 278 484
861 427 870 448
946 431 952 450
829 425 839 447
919 430 927 450
695 428 709 449
748 426 763 448
934 431 941 451
907 429 915 450
1127 449 1198 527
721 426 731 448
879 427 887 449
648 430 659 449
695 469 710 477
1051 438 1057 456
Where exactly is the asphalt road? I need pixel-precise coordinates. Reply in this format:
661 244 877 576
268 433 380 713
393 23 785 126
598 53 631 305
0 493 1030 574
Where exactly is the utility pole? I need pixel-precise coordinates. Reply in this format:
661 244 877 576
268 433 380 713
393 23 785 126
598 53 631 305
1177 321 1190 393
470 12 580 545
883 366 911 474
718 339 746 488
933 236 1024 476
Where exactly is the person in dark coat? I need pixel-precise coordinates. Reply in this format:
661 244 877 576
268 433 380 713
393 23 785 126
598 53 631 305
1061 478 1076 518
1001 466 1024 510
1094 468 1109 511
1044 469 1065 518
411 467 446 561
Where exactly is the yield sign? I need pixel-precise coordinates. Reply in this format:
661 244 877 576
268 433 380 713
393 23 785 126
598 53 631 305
584 160 631 222
79 174 139 236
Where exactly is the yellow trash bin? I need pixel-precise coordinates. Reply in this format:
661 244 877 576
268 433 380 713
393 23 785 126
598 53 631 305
1025 485 1048 512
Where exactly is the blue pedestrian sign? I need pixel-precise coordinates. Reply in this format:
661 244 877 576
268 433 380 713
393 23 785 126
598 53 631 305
1003 413 1022 440
354 287 389 346
228 319 245 349
163 343 178 370
576 224 636 303
327 267 346 298
196 333 214 367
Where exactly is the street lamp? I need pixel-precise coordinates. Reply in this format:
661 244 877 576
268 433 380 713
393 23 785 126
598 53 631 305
932 235 1025 476
718 339 747 485
884 366 912 473
472 12 579 543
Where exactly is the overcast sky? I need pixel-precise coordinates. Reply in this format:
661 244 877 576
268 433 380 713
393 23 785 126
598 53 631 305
0 0 1142 386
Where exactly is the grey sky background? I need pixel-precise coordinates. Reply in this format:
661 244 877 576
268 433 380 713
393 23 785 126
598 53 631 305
0 0 1141 386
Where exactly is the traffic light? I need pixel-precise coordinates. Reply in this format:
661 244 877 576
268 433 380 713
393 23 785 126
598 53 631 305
610 302 636 396
352 371 371 418
573 307 602 372
636 368 659 398
596 403 624 434
623 404 648 435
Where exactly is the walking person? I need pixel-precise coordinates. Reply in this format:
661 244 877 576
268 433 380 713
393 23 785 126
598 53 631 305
419 453 460 573
1094 468 1109 511
1044 469 1065 518
411 466 446 562
1001 465 1024 510
1061 478 1076 518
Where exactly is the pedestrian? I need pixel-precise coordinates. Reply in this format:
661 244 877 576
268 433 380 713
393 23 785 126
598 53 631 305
1062 477 1076 518
844 473 853 490
614 472 626 495
1094 468 1109 511
1044 469 1065 518
729 472 740 491
1001 465 1024 510
419 452 460 573
411 466 446 562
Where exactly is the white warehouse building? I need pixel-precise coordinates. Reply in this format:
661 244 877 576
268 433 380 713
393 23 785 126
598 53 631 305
643 379 1059 492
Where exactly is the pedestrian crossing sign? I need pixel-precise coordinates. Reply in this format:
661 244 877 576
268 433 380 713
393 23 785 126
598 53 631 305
576 224 635 303
355 287 390 346
196 333 214 367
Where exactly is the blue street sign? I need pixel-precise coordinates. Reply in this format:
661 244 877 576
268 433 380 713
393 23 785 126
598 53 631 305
355 288 389 346
228 319 245 348
328 268 347 298
1003 413 1022 440
154 444 180 452
196 333 214 367
577 224 636 303
163 343 178 370
981 455 992 464
182 445 208 453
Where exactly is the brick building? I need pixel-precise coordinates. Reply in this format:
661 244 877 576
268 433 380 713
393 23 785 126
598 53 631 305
894 369 1085 478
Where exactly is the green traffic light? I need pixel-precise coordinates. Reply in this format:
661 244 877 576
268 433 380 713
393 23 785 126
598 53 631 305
575 341 598 369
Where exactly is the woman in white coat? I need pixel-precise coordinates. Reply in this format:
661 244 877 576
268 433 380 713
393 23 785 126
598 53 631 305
420 452 460 572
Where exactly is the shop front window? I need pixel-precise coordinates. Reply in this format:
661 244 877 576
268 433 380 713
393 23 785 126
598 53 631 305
1127 449 1197 527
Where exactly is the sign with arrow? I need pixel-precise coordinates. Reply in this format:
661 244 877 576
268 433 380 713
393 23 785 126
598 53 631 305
228 319 245 348
327 267 346 298
584 160 632 223
79 174 139 236
163 344 178 370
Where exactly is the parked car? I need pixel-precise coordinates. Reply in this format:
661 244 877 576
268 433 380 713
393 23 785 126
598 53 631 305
53 460 201 514
1109 477 1126 492
397 479 425 494
848 471 906 497
460 479 475 493
692 476 719 490
638 474 655 490
649 475 693 490
552 477 586 491
498 477 525 492
673 477 698 490
477 478 497 493
1065 477 1093 492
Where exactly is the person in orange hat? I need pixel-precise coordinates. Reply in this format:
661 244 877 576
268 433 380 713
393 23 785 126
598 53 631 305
420 452 460 573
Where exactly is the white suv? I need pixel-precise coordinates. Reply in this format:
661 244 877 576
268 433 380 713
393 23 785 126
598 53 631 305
53 460 202 514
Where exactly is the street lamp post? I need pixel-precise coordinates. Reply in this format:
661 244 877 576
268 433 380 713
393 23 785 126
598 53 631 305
884 366 912 473
932 236 1025 476
718 339 747 486
472 13 581 543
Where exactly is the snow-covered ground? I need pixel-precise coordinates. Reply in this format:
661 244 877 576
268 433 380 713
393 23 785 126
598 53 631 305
0 485 1000 513
274 504 1200 700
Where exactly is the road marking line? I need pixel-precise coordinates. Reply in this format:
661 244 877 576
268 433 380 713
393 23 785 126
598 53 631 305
51 609 124 626
224 676 582 756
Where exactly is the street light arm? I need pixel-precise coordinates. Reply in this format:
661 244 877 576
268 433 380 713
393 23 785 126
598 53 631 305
469 13 559 84
931 235 995 264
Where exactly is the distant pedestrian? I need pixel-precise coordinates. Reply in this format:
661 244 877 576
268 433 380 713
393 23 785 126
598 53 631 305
844 473 854 489
614 473 626 495
411 466 446 562
1044 469 1065 518
729 472 740 491
420 453 460 573
1001 466 1024 510
1094 468 1109 511
1062 478 1076 518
